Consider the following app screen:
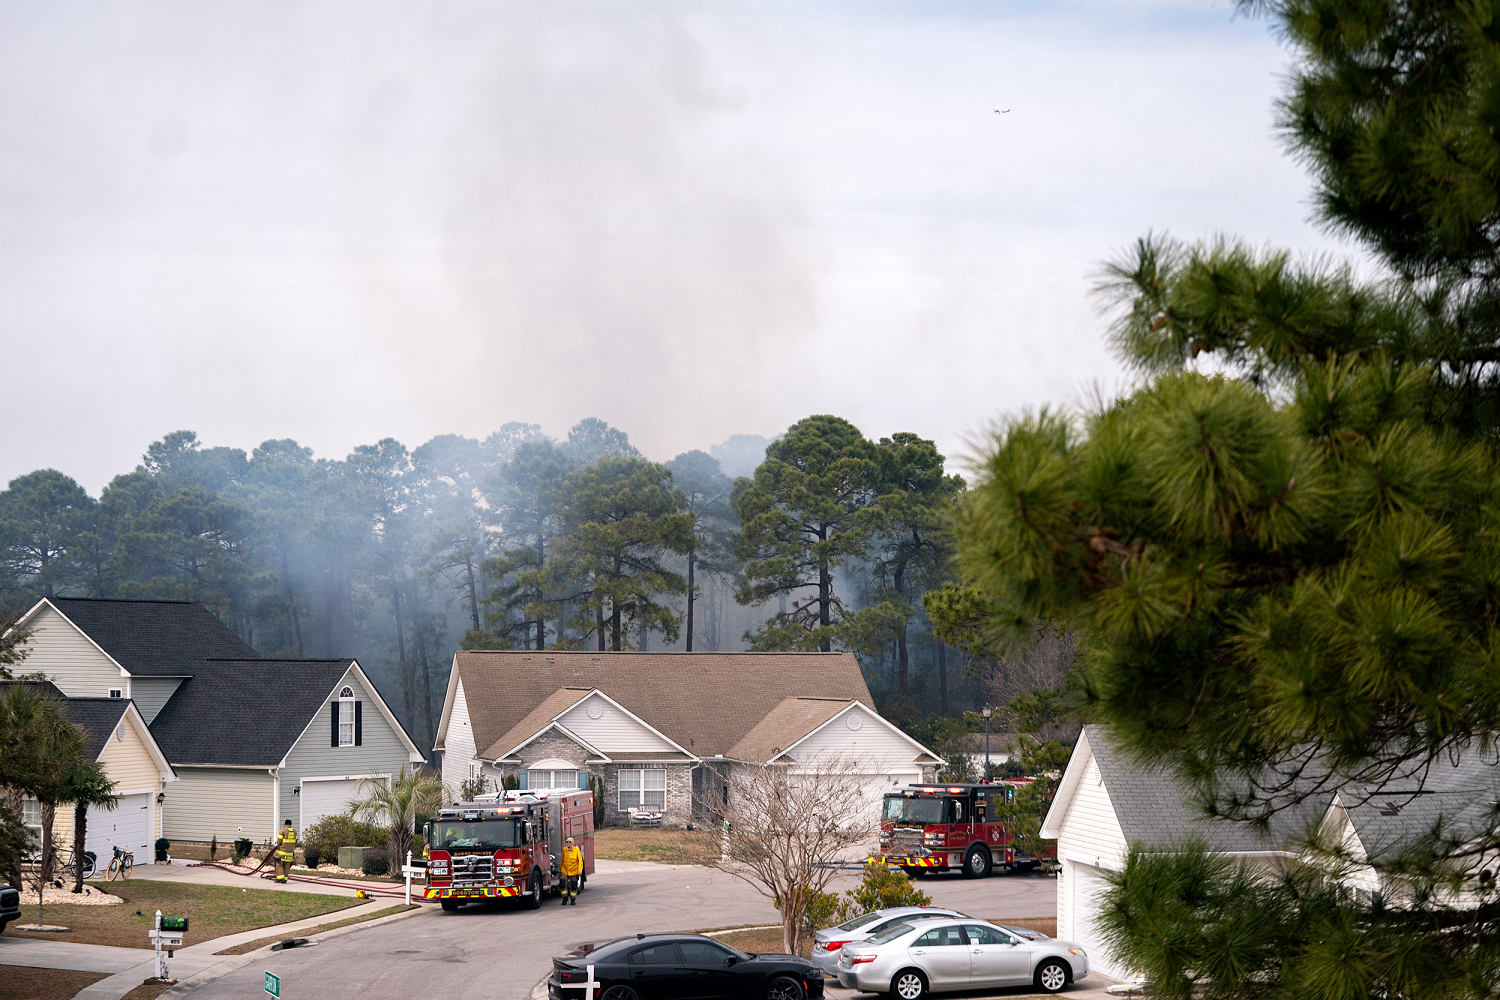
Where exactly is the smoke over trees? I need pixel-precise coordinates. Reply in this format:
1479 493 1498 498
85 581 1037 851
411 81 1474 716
0 415 1001 751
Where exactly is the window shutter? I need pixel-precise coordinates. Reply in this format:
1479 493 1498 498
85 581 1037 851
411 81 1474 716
331 702 340 747
518 771 528 790
354 702 363 746
578 771 588 790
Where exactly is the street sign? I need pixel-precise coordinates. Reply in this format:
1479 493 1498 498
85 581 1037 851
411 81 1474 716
265 971 281 998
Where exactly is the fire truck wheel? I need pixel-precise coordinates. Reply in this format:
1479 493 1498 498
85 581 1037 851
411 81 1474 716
963 845 992 878
765 974 806 1000
440 899 461 912
599 986 639 1000
524 875 542 909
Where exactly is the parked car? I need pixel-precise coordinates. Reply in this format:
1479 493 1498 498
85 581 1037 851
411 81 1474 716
810 906 965 975
835 916 1089 997
549 932 824 1000
0 884 20 935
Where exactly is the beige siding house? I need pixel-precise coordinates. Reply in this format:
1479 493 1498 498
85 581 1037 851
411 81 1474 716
434 651 941 829
10 598 424 849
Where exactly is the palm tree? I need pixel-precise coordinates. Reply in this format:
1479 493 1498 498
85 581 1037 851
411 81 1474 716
63 759 117 893
347 767 447 868
0 684 86 884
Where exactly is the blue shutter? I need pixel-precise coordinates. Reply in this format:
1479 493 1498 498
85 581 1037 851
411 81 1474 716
517 771 528 790
330 702 339 747
578 771 589 789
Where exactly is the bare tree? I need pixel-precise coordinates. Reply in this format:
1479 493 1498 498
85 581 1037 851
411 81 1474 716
690 760 876 955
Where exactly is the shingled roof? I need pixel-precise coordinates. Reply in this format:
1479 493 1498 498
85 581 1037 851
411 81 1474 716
451 651 875 761
1076 726 1327 853
48 598 258 677
150 659 357 766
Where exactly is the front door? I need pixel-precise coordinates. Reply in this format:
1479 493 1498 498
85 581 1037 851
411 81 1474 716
964 923 1031 986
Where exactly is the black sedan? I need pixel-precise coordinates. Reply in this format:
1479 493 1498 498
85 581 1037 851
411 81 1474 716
0 883 19 934
548 932 824 1000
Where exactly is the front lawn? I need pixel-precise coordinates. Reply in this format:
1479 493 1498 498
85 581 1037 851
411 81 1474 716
6 882 361 948
593 827 713 863
0 965 108 1000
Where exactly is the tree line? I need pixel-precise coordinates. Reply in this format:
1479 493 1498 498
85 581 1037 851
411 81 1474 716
0 414 1016 749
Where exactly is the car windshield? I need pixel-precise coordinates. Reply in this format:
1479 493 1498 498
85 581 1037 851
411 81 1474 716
882 796 945 824
836 912 885 932
429 819 519 849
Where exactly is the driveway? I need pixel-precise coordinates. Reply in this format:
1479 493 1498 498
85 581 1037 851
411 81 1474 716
167 862 1071 1000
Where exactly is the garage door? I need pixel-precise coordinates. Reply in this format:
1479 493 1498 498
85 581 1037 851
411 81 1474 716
88 792 152 863
1071 862 1130 981
300 777 379 830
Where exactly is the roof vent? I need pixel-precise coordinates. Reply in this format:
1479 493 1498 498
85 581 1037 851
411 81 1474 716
1377 801 1403 816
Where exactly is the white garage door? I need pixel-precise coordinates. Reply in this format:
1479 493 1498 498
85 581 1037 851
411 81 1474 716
88 792 152 864
1071 862 1130 981
300 778 369 830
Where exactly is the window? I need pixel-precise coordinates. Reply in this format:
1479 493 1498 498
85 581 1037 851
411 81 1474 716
528 769 578 791
108 688 122 699
963 924 1012 945
628 943 680 966
914 926 967 948
20 798 41 853
618 768 666 811
678 940 735 965
338 686 355 746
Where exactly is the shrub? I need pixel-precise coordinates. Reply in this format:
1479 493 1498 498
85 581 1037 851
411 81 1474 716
501 773 519 790
303 847 321 869
803 890 843 937
232 838 253 862
209 834 217 861
459 775 490 800
843 862 931 915
302 815 386 861
362 850 390 876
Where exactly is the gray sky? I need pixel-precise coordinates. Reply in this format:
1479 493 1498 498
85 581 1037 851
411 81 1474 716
0 1 1359 493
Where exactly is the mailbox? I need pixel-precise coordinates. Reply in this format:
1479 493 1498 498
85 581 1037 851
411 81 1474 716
160 915 189 932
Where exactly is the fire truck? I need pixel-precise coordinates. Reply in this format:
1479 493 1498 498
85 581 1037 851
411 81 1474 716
423 788 594 911
871 781 1047 878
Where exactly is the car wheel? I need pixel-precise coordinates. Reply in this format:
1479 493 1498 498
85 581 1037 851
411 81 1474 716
1035 959 1069 994
599 986 639 1000
963 845 991 878
440 899 460 912
890 968 928 1000
765 975 805 1000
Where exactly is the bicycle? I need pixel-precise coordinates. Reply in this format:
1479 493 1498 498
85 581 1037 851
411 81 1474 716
106 845 134 881
20 844 96 882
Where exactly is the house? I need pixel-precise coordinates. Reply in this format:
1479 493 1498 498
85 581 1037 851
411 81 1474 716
5 681 176 865
8 597 425 849
959 730 1018 776
1039 726 1325 981
434 650 942 829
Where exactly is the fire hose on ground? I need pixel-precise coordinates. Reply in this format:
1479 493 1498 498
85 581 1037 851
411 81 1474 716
188 857 426 900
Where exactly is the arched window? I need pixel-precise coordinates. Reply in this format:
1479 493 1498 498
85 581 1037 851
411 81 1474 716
332 686 361 747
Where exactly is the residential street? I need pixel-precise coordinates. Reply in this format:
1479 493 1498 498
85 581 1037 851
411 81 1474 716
165 861 1066 1000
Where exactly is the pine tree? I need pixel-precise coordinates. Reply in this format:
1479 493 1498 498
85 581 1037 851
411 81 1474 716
955 4 1500 996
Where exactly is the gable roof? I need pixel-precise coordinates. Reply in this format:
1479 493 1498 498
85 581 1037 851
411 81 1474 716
1044 726 1327 854
451 651 876 761
43 597 258 677
150 659 362 766
484 688 595 760
1333 749 1500 864
729 697 862 762
1 680 174 779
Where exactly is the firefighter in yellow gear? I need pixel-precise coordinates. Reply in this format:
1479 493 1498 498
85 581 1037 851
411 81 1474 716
559 837 584 905
273 820 297 883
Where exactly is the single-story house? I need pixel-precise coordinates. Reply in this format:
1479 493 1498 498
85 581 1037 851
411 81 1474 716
9 597 424 848
1040 726 1325 981
7 681 177 864
1042 726 1500 981
434 650 942 830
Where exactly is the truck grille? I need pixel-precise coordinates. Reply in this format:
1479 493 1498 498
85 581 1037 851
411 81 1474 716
449 854 495 886
889 828 927 854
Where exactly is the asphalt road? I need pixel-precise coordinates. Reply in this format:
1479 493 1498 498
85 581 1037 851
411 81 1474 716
171 862 1059 1000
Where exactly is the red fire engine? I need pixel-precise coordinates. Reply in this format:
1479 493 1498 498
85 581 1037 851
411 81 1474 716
871 781 1046 877
423 788 594 911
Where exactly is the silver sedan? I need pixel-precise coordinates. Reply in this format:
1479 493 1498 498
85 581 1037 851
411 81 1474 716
835 917 1089 997
810 906 965 976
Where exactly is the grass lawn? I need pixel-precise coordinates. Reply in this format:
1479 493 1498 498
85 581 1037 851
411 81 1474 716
593 827 714 863
7 882 361 948
0 965 108 1000
214 903 417 955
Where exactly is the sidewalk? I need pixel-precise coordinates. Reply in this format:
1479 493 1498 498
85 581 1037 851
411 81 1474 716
0 859 428 1000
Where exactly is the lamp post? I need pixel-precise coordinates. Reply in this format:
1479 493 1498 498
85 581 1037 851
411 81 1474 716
982 703 993 781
